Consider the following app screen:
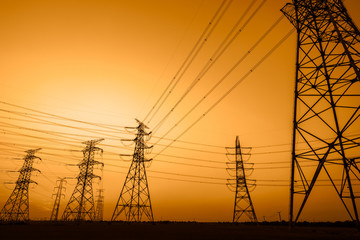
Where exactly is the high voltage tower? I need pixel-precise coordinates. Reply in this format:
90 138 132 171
62 139 104 221
95 162 104 221
226 136 257 223
50 177 67 221
0 148 41 222
112 119 154 222
281 0 360 225
95 189 104 221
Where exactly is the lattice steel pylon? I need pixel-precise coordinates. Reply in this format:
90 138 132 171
226 136 257 223
95 189 104 221
281 0 360 225
112 119 154 222
50 177 67 221
0 148 41 222
62 139 104 221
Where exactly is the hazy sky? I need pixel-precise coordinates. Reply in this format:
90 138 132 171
0 0 359 222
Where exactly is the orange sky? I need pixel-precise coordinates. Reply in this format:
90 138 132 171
0 0 360 222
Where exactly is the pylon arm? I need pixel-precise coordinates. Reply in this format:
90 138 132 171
145 144 153 149
225 147 252 149
226 153 251 156
280 3 296 26
3 181 15 184
93 160 104 167
89 173 101 180
121 139 135 141
19 167 41 173
27 156 41 161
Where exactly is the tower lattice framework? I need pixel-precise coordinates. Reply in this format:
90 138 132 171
226 136 257 222
112 119 154 222
281 0 360 225
95 189 104 221
0 148 41 222
50 177 67 221
62 139 104 221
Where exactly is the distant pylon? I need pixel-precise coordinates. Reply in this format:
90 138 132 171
95 162 104 221
112 119 154 222
50 177 67 221
0 148 41 222
226 136 257 222
95 189 104 221
62 139 104 221
281 0 360 225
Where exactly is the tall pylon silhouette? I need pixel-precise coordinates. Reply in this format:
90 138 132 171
281 0 360 225
226 136 257 222
62 139 104 221
0 148 41 222
95 189 104 221
50 177 67 221
95 163 104 221
112 119 154 222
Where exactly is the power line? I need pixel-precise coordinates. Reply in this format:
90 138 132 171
0 144 337 189
3 125 355 171
0 108 127 140
0 107 291 149
0 136 302 169
153 28 296 157
4 102 359 153
154 13 285 144
0 101 126 131
144 0 233 124
0 146 294 171
152 0 265 133
0 120 298 157
104 168 358 187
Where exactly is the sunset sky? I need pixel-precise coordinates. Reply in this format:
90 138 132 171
0 0 360 222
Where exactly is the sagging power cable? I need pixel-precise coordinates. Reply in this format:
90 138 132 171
144 0 233 124
154 14 285 144
151 0 265 133
152 28 295 158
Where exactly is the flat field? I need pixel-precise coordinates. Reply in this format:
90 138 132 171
1 222 359 240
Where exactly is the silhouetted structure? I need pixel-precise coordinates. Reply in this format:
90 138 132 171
226 136 257 222
112 119 154 222
0 148 41 222
95 189 104 221
62 139 104 221
281 0 360 226
50 177 67 221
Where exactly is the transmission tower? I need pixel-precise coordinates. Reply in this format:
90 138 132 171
112 119 154 222
281 0 360 225
62 139 104 221
0 148 41 222
226 136 257 223
50 177 67 221
95 161 104 221
95 189 104 221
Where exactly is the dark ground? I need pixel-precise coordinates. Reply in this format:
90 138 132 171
1 221 359 240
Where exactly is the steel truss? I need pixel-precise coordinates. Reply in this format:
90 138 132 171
0 149 41 222
62 139 104 221
226 136 257 222
50 177 67 221
112 119 154 222
281 0 360 225
95 189 104 221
